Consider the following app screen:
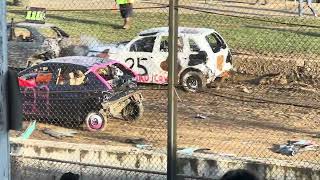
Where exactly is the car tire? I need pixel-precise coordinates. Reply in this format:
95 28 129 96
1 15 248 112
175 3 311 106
181 71 206 93
84 112 106 132
121 101 144 121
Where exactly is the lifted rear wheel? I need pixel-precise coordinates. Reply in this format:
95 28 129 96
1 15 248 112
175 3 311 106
181 71 206 93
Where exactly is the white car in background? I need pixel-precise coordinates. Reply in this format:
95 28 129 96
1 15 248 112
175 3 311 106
87 27 233 92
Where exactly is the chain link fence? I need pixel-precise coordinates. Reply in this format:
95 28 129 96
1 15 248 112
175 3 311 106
6 0 320 179
176 0 320 179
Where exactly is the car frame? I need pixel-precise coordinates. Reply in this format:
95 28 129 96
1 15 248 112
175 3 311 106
7 21 70 70
18 56 144 131
87 27 233 92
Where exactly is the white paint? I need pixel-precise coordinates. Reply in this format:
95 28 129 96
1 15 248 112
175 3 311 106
87 27 233 85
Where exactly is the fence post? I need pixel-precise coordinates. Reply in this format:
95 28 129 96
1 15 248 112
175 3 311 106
167 0 178 179
0 0 10 180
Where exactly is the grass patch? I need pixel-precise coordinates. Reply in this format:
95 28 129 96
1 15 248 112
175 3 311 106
7 6 320 55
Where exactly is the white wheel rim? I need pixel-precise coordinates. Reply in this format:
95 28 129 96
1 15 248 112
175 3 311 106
87 114 104 130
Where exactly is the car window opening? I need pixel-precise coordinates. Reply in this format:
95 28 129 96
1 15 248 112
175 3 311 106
206 33 223 53
160 36 183 52
56 68 86 86
130 36 156 52
11 27 33 42
22 66 53 85
189 39 200 52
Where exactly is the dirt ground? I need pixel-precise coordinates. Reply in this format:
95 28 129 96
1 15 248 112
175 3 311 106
11 73 320 166
10 0 320 167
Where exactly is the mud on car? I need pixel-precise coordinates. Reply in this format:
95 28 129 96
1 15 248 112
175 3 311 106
7 21 71 71
18 56 144 131
87 27 233 92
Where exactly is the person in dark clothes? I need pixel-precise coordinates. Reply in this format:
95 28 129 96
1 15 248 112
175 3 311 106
220 169 260 180
116 0 134 29
299 0 318 17
60 172 80 180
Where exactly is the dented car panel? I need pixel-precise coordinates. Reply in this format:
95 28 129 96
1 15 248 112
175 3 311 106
86 27 232 91
7 22 70 70
18 56 143 129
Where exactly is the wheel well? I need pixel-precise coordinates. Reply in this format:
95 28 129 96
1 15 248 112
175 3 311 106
179 68 203 83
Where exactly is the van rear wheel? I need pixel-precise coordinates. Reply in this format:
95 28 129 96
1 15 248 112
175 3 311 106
181 71 206 93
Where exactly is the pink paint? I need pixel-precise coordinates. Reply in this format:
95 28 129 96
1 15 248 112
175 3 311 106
137 74 168 84
23 87 37 114
21 83 50 114
137 75 151 83
38 85 50 112
19 78 36 88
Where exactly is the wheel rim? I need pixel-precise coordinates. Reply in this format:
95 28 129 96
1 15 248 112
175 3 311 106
186 76 199 90
87 114 104 130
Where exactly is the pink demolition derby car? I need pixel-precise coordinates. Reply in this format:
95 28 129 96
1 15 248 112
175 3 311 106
18 56 144 131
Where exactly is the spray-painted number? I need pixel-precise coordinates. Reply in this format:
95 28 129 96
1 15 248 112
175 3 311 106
125 57 148 76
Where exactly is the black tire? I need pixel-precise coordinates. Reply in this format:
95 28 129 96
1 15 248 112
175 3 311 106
180 71 206 93
121 101 144 121
84 112 107 132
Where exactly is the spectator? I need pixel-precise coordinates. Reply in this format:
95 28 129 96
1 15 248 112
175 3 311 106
116 0 134 29
220 169 260 180
254 0 267 5
299 0 318 17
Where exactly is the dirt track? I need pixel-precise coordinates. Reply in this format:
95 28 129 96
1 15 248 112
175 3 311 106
12 73 320 165
10 0 320 166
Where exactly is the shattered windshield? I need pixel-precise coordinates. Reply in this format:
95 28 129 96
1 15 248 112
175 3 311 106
96 64 136 90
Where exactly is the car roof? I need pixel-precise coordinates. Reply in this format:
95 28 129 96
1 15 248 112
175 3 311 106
14 22 56 28
44 56 111 68
138 27 216 36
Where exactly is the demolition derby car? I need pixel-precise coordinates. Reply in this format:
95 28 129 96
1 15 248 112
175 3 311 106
7 21 70 70
18 56 144 131
87 27 233 92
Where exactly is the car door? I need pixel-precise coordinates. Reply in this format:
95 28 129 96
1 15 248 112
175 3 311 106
154 35 188 84
112 36 156 83
19 64 55 117
7 26 42 69
50 64 90 123
202 32 229 77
